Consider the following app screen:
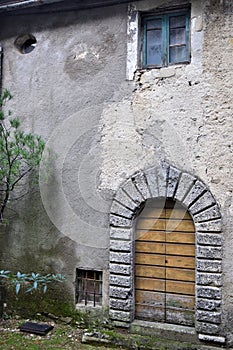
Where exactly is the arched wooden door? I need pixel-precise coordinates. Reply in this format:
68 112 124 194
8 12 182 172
135 198 195 326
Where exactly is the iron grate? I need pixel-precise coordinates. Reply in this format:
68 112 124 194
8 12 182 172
76 269 102 306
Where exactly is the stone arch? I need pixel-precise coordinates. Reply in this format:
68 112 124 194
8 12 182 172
109 162 223 341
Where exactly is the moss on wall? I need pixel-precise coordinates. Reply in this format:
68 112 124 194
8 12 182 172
4 283 74 318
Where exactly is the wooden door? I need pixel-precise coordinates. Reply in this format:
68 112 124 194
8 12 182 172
135 199 195 326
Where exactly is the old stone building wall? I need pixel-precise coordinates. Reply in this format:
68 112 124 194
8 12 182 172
0 3 131 302
100 1 232 341
0 0 232 345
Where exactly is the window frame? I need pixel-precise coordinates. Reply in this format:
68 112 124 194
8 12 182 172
76 269 103 307
141 9 190 68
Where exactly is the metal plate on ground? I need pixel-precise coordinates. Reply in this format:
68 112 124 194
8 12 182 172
19 321 54 335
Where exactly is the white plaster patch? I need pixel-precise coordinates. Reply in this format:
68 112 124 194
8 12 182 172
126 4 138 80
74 51 88 60
99 100 155 191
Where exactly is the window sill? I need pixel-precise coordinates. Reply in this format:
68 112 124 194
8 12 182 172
76 302 102 310
141 61 190 70
135 65 177 80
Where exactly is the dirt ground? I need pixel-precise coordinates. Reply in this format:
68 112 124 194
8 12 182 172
0 318 123 350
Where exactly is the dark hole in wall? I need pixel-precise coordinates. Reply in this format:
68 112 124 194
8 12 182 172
14 34 37 54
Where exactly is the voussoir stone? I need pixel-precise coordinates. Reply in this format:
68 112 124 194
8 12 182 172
183 180 206 207
122 178 144 204
195 219 222 232
166 166 181 198
144 167 159 198
189 192 216 215
157 162 169 197
114 188 138 211
193 204 221 222
110 200 134 218
174 172 196 202
131 171 151 199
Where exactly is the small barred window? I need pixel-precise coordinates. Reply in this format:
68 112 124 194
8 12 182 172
76 269 102 307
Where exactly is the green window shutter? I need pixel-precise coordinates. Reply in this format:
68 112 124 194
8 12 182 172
143 17 163 67
163 15 169 66
142 10 190 68
168 13 190 64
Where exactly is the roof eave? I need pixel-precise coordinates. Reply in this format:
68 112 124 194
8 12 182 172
0 0 65 11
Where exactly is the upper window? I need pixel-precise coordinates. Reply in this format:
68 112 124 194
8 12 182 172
141 10 190 68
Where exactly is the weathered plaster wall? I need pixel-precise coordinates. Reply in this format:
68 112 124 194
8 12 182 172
0 4 132 303
201 0 233 343
98 0 233 341
0 0 232 341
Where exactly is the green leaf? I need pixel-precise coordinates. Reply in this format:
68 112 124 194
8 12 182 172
0 89 46 222
0 111 4 120
15 283 21 294
10 118 20 129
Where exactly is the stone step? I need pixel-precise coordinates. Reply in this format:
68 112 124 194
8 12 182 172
130 320 225 348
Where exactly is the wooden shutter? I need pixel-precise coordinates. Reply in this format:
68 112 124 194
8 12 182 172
135 199 195 326
168 14 190 64
143 17 163 66
142 11 190 67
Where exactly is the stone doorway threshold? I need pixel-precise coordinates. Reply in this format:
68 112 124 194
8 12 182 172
130 320 226 349
82 327 227 350
131 320 198 343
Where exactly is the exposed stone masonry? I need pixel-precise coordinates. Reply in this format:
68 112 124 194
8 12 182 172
109 162 223 340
